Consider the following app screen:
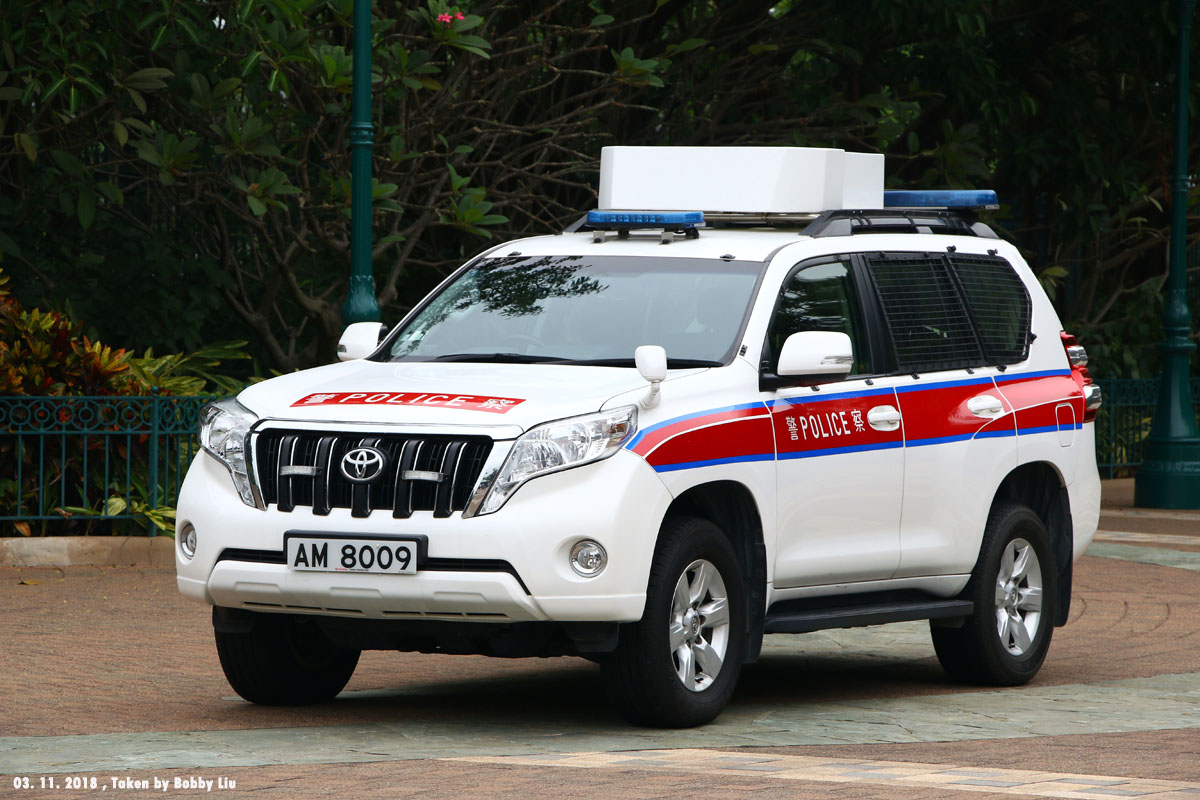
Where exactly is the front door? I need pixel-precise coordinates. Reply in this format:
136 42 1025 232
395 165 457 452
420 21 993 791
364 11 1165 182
764 257 906 587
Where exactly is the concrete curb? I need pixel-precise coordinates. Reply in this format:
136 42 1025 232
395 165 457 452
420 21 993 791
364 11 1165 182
0 536 175 567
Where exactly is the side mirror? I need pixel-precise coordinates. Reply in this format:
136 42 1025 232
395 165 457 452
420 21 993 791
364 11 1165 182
777 330 853 379
635 345 667 408
337 322 386 362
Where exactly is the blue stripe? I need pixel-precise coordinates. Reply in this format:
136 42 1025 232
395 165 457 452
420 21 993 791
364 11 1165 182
906 432 976 447
775 386 897 406
776 440 903 460
649 423 1081 472
995 369 1072 383
895 375 996 393
652 452 776 472
1004 424 1083 436
625 401 768 450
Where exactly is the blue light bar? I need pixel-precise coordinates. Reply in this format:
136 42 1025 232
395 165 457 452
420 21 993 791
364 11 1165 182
883 190 999 210
587 209 705 227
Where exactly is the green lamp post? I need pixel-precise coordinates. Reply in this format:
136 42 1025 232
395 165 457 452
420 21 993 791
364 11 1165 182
1134 0 1200 508
341 0 382 327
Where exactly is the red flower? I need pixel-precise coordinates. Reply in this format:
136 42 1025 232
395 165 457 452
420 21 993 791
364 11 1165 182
455 11 465 19
436 12 452 23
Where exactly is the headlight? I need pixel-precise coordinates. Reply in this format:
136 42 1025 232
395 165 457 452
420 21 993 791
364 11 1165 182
200 397 260 507
477 406 637 515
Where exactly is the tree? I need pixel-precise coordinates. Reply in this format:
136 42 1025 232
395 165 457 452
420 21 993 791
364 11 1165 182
3 0 1196 377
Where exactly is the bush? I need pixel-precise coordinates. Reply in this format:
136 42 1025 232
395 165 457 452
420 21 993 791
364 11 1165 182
0 270 145 396
0 267 249 535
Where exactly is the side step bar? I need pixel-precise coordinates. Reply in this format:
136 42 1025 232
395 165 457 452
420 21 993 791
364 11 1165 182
764 597 974 635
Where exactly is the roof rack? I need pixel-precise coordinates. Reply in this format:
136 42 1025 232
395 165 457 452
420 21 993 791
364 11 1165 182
564 207 998 240
804 209 999 239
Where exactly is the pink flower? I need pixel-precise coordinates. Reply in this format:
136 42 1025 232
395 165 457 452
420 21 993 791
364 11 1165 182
455 11 465 19
436 12 452 23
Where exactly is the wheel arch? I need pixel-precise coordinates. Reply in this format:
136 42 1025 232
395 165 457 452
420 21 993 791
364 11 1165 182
664 480 767 663
990 461 1073 626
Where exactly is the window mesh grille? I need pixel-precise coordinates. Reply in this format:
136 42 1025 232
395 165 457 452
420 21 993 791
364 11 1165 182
866 253 985 372
949 253 1031 363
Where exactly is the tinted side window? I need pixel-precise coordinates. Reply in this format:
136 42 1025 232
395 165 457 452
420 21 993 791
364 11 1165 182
767 259 870 375
950 253 1031 364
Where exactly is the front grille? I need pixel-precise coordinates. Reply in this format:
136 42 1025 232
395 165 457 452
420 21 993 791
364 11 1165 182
253 430 492 518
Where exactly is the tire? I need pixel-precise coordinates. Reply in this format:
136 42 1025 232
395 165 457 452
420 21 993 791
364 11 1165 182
213 610 360 705
603 516 746 728
931 502 1056 685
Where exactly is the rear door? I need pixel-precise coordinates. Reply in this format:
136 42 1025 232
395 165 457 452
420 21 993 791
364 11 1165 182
862 251 1030 578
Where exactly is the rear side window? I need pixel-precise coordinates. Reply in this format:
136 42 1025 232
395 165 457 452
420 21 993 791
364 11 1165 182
950 253 1031 364
864 251 1030 372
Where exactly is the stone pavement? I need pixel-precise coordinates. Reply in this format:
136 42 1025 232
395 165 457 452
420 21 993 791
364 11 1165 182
0 479 1197 799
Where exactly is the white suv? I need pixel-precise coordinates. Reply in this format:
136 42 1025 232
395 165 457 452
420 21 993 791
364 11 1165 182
176 147 1102 728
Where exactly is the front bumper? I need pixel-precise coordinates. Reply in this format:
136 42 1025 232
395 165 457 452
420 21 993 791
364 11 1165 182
175 447 671 623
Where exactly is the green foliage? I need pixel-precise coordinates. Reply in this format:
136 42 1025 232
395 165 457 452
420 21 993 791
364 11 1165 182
0 268 248 534
0 267 250 396
59 483 178 534
612 47 665 88
128 341 252 395
1 0 1196 379
0 269 144 395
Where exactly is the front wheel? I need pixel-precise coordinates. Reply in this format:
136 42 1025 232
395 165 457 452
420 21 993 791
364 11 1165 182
603 516 746 728
931 503 1057 685
214 610 360 705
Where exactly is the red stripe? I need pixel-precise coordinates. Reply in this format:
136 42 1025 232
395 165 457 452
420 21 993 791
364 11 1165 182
644 416 775 468
996 375 1083 430
977 413 1016 435
633 372 1084 471
632 407 769 456
897 384 1010 442
773 395 902 456
1014 400 1083 431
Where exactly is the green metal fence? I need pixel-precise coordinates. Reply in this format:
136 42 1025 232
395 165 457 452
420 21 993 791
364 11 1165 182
0 395 213 535
1092 378 1200 479
0 384 1196 532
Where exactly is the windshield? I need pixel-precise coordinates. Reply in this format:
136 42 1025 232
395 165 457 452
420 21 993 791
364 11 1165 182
383 255 764 366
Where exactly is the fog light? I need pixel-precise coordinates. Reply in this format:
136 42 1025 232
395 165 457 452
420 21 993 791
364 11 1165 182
180 523 197 559
569 540 607 577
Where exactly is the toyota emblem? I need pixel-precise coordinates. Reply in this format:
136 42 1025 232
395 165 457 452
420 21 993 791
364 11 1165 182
340 446 388 483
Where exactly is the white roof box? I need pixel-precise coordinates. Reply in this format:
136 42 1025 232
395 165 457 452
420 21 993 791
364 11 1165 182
597 146 884 214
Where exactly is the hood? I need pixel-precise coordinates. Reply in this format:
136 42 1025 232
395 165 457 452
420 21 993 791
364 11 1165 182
236 359 673 434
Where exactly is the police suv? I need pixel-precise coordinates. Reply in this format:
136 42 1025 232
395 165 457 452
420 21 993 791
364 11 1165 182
177 147 1102 727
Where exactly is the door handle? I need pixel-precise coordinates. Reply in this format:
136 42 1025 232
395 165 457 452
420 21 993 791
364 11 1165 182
867 405 901 432
968 394 1005 418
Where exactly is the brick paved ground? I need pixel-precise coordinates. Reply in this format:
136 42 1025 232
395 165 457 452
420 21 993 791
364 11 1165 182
1 484 1197 800
3 553 1195 740
8 734 1200 800
6 761 1027 800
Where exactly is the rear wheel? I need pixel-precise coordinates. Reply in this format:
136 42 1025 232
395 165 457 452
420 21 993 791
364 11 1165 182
214 610 360 705
931 503 1056 685
603 516 746 728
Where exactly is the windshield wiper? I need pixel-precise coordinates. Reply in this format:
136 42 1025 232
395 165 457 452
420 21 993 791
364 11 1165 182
420 353 722 367
425 352 569 363
567 358 722 368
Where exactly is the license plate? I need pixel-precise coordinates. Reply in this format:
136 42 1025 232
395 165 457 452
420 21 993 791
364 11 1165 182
286 537 418 574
